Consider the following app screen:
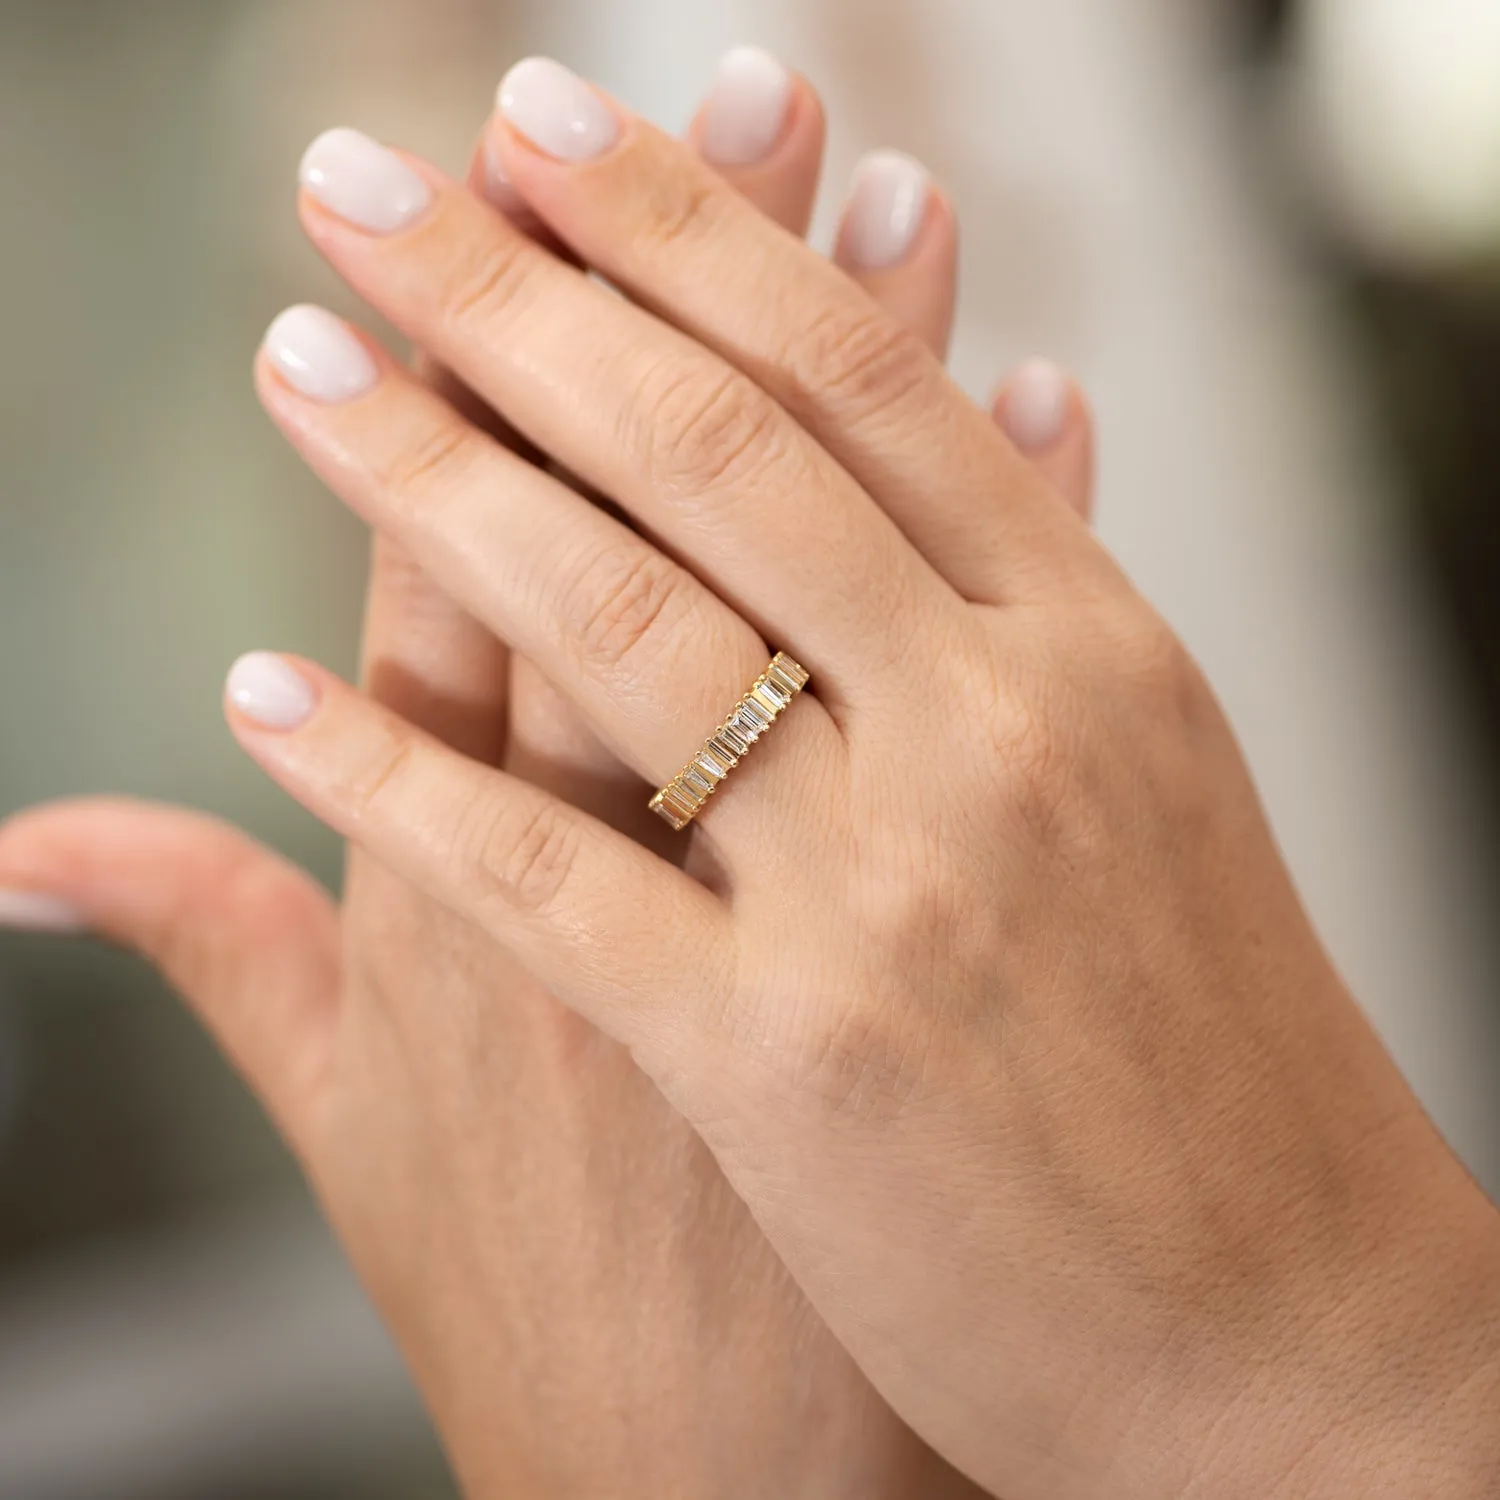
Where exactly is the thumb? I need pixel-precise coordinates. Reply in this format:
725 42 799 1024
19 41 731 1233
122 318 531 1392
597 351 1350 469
993 359 1098 524
0 797 340 1160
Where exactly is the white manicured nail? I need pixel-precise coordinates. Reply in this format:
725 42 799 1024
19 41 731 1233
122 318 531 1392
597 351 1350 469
701 46 792 167
226 653 318 731
480 138 530 217
497 57 620 162
843 150 931 269
299 127 432 234
263 306 378 404
1001 360 1071 451
0 891 87 935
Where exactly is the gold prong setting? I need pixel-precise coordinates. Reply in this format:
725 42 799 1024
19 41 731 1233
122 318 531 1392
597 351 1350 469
649 653 810 831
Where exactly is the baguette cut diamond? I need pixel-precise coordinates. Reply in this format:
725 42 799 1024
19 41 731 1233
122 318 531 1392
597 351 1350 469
769 655 806 691
655 786 696 829
649 652 810 830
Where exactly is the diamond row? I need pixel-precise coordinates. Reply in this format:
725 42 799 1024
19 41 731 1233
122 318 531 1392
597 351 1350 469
650 653 810 830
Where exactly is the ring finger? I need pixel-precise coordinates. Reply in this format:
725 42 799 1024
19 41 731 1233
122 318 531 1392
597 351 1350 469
257 319 842 848
506 55 969 830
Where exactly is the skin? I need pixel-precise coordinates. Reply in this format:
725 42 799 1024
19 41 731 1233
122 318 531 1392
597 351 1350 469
248 80 1500 1498
5 51 1499 1500
0 69 1098 1500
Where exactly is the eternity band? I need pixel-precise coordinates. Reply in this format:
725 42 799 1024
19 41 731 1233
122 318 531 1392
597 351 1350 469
649 652 811 831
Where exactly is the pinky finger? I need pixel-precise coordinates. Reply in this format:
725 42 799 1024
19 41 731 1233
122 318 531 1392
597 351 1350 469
223 652 732 1058
992 359 1098 524
834 152 958 358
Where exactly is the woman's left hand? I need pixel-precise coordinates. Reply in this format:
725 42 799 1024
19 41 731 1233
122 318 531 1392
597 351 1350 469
15 55 1500 1500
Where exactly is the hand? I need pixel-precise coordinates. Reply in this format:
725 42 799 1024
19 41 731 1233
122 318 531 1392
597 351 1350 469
116 55 1497 1499
0 53 1097 1500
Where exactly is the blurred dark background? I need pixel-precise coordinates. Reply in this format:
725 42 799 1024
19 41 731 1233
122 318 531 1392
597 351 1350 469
2 1 1498 1496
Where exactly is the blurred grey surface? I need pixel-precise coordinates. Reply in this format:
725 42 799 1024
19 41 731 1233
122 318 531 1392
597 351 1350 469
0 1199 433 1500
1 1 1498 1496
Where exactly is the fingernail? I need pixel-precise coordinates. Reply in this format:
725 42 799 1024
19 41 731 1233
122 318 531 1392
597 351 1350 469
842 150 931 270
480 139 528 216
700 46 792 167
0 891 87 935
226 653 319 731
299 127 432 234
1001 360 1071 452
263 306 379 404
496 57 620 163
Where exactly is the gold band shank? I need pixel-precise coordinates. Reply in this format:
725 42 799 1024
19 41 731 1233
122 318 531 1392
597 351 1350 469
649 652 810 831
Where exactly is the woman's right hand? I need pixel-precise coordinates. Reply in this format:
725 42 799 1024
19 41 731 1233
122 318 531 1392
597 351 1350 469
0 50 1096 1500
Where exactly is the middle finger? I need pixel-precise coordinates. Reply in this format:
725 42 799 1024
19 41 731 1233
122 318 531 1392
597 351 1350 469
295 130 952 710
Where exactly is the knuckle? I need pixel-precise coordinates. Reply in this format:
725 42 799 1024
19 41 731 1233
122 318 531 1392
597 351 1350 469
635 174 724 258
350 736 421 820
795 302 934 426
1000 706 1068 819
562 541 690 676
1137 623 1203 706
987 667 1077 835
637 360 787 499
474 796 582 919
1100 609 1209 727
377 417 474 502
441 235 531 333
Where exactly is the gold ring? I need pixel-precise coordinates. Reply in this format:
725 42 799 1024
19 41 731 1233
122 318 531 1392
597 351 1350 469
649 652 810 831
